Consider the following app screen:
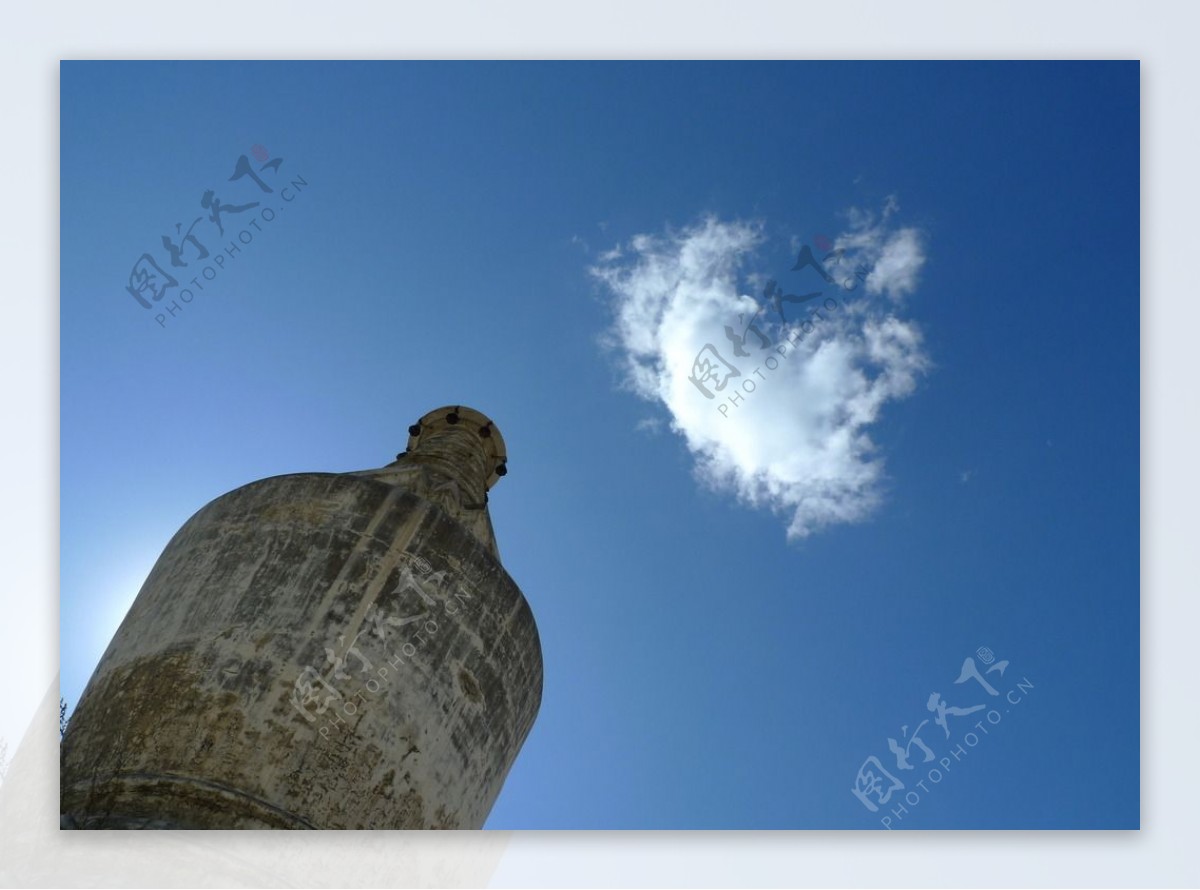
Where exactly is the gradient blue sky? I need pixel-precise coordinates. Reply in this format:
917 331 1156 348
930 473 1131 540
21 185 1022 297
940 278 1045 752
60 61 1139 829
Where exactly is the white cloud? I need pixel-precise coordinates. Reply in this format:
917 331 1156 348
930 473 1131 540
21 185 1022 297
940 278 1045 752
833 196 927 300
591 205 931 540
635 417 665 435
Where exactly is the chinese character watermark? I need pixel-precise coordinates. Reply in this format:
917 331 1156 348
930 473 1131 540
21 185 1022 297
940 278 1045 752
850 647 1034 827
288 553 475 742
122 145 310 329
691 234 876 418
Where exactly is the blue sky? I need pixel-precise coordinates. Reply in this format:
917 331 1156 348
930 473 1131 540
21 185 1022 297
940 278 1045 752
60 61 1139 829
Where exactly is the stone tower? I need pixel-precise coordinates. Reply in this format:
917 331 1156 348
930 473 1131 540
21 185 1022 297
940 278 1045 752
60 406 542 829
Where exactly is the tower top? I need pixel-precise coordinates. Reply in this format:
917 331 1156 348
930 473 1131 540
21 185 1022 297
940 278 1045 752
404 405 509 490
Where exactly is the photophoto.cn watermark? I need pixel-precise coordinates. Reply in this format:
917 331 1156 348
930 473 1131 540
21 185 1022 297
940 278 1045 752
688 236 874 417
287 552 476 744
850 646 1035 828
123 144 310 329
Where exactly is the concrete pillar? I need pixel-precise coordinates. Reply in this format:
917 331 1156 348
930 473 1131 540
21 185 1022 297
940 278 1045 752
60 406 542 829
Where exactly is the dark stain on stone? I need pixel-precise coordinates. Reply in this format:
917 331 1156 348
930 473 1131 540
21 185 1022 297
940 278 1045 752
458 668 483 704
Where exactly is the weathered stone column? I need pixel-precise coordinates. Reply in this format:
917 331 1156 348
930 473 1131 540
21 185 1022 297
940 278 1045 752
60 406 542 829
